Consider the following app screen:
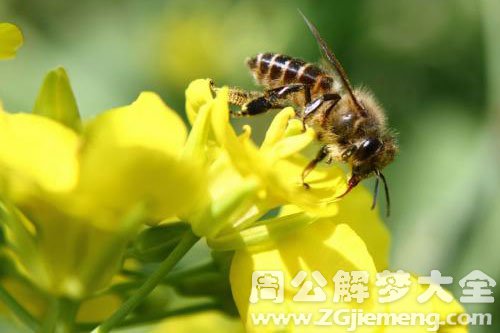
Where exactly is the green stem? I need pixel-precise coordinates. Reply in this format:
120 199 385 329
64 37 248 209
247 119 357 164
208 211 317 251
93 261 216 298
77 301 219 331
91 230 199 333
121 260 215 284
163 261 215 284
40 298 79 333
40 299 58 333
0 283 38 331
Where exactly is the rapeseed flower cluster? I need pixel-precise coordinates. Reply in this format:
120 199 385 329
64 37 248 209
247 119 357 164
0 24 466 333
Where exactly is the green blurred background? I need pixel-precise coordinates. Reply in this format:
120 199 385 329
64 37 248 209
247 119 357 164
1 0 499 332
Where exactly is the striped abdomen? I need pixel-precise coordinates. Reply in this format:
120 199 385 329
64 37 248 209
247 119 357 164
247 52 335 96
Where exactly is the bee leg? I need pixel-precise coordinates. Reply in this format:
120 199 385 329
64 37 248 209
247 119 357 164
209 81 263 112
215 84 280 117
302 93 341 131
302 145 328 189
321 94 342 125
233 96 286 117
221 83 312 117
303 93 341 120
223 86 261 108
266 83 315 132
267 84 312 123
266 83 312 103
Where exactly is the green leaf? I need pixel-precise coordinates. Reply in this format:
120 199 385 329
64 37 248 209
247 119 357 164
132 222 191 262
33 67 82 131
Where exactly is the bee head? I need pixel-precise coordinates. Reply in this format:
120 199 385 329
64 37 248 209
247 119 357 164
337 134 397 216
344 88 398 181
352 134 397 178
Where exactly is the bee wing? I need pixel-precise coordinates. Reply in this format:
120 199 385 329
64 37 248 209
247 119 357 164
299 11 364 111
317 58 342 78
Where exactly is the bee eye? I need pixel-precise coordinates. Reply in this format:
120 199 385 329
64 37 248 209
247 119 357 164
355 138 382 160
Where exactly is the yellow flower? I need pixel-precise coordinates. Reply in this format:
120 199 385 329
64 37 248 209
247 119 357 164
229 185 466 332
0 23 23 60
183 79 344 244
0 69 205 298
209 85 344 216
76 91 205 223
181 79 466 332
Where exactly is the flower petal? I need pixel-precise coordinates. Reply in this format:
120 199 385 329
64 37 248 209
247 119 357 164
267 127 315 160
230 223 379 332
78 92 202 222
0 109 79 196
260 107 296 150
183 102 212 163
279 180 391 272
284 118 306 137
380 275 468 332
84 92 187 156
185 78 214 124
329 184 391 271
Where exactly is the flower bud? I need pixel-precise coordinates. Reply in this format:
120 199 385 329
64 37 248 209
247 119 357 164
33 67 82 131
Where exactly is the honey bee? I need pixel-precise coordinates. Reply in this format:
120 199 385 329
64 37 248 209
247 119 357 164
212 12 398 216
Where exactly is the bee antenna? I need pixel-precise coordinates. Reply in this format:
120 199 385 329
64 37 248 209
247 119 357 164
379 172 391 217
298 10 365 112
371 172 380 210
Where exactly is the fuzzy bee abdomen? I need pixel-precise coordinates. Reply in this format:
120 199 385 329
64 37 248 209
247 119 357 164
247 53 333 95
